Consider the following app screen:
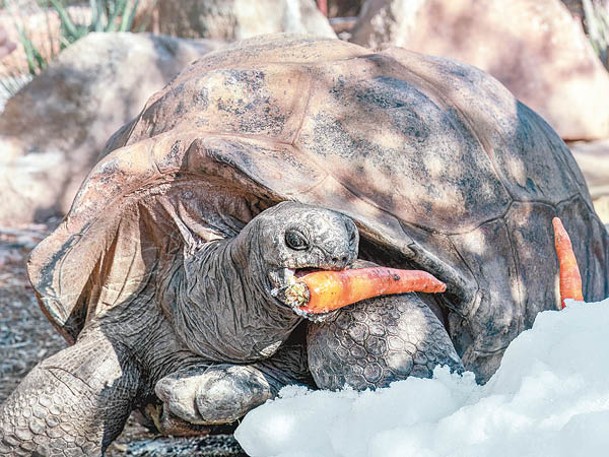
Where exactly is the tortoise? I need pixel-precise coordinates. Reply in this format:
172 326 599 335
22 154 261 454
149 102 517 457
1 34 608 455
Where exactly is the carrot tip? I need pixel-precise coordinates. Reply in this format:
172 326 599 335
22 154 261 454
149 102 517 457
552 217 584 309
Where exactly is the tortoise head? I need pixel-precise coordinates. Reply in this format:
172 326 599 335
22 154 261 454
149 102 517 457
234 201 359 300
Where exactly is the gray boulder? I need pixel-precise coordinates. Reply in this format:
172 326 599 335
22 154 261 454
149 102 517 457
0 32 219 226
155 0 336 40
568 139 609 223
350 0 609 141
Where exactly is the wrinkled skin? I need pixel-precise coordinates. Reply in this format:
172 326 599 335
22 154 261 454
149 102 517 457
2 35 609 455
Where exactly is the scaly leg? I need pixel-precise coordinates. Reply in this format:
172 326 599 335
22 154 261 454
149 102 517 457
307 292 463 390
0 331 140 456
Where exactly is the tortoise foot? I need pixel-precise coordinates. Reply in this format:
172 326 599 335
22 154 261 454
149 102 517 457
155 364 273 427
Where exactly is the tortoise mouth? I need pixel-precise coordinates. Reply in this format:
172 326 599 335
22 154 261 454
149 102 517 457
268 265 341 296
269 267 319 305
268 267 331 321
268 267 304 299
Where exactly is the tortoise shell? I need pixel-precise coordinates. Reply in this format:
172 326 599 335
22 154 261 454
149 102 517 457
28 35 609 380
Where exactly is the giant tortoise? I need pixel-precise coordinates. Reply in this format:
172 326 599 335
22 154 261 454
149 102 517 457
1 35 608 456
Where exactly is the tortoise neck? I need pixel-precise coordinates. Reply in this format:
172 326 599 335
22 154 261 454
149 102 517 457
164 233 301 363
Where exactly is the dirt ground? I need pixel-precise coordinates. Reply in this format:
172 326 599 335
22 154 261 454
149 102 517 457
0 224 247 457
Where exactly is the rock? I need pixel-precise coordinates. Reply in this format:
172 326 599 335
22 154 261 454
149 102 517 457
350 0 609 141
0 32 219 226
155 0 336 40
568 139 609 198
593 196 609 225
561 0 585 19
568 139 609 223
0 24 16 60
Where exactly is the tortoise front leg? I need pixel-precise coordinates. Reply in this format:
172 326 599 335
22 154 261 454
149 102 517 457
155 363 277 429
307 292 463 390
0 330 140 456
154 326 313 432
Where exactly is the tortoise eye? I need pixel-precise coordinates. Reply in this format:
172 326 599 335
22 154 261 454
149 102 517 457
285 229 309 251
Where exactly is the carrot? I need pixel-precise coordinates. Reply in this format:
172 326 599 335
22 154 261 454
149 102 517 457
283 267 446 314
552 217 583 309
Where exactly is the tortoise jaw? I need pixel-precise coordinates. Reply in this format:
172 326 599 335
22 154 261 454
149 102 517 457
268 268 320 316
268 267 303 304
268 268 334 322
268 266 326 297
269 267 295 289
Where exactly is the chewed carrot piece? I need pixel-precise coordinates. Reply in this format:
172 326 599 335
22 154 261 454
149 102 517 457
284 267 446 314
552 217 583 308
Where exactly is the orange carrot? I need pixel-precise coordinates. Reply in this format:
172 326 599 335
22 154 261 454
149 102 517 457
552 217 583 309
283 267 446 314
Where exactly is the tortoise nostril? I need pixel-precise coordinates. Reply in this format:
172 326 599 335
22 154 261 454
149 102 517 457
330 256 350 267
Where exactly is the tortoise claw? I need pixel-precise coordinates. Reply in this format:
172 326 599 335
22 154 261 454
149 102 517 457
150 404 214 437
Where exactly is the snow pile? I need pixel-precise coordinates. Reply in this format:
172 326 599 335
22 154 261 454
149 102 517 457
235 299 609 457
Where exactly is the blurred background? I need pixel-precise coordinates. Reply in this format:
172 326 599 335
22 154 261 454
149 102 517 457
0 0 608 227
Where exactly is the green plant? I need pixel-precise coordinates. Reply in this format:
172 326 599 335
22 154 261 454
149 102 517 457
16 23 48 75
8 0 141 77
51 0 140 49
0 0 144 101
